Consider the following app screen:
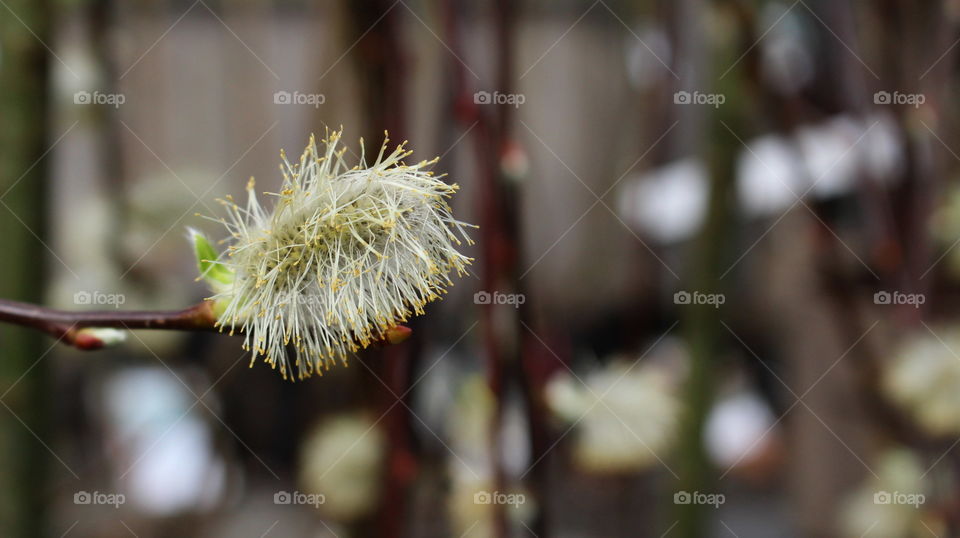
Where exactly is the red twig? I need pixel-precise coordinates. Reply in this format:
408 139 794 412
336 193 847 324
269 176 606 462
0 299 217 349
342 1 416 536
0 298 411 351
442 0 534 535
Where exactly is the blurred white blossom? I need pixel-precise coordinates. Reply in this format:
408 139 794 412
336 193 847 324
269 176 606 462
883 327 960 437
706 388 779 472
544 356 682 473
298 412 386 522
101 367 225 516
839 449 939 538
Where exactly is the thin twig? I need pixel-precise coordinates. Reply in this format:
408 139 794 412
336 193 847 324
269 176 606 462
0 298 410 351
0 299 217 349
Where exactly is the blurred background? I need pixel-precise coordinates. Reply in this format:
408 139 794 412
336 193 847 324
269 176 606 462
2 0 959 536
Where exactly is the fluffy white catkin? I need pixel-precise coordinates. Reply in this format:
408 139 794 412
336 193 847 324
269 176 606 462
203 130 474 380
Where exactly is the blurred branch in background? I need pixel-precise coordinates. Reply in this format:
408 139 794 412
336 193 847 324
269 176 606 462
344 2 415 536
443 0 535 536
86 0 132 275
0 0 53 535
674 1 744 535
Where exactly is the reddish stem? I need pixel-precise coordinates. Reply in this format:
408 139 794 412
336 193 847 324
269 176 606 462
0 299 217 348
0 298 410 351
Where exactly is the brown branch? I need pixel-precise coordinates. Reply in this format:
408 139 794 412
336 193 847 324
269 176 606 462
0 299 217 349
0 298 411 351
